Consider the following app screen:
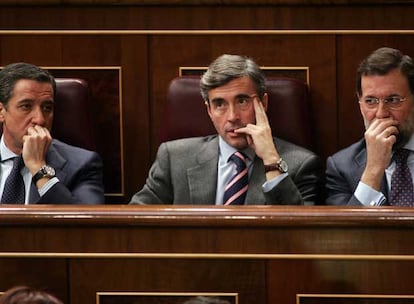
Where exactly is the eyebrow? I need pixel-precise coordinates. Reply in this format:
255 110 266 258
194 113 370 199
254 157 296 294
211 93 254 102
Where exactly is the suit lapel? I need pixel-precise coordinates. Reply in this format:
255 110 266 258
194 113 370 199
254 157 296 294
187 137 219 205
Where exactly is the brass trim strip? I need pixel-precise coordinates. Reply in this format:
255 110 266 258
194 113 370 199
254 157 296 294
1 30 414 35
298 294 414 298
96 292 238 304
2 252 414 260
297 293 414 304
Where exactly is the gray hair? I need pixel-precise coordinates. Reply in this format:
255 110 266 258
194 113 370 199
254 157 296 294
200 54 266 102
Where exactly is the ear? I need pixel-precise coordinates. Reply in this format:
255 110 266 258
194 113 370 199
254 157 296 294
205 101 213 119
261 93 269 111
0 102 6 123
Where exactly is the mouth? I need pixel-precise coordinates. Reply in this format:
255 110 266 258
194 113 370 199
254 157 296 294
225 127 245 138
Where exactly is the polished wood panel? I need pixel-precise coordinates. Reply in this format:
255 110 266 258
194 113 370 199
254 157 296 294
1 4 414 30
0 205 414 304
0 259 68 303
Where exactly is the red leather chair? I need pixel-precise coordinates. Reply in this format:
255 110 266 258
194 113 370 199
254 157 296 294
159 76 314 151
52 78 96 151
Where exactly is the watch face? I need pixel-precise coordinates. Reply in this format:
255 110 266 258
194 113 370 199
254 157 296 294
41 165 56 176
279 160 288 172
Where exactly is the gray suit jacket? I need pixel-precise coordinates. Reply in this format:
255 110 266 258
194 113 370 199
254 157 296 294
325 139 389 206
130 135 322 205
28 139 105 204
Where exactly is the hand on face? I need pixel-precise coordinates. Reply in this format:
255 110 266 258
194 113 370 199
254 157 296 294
22 125 52 175
234 97 280 164
364 117 399 165
361 117 399 190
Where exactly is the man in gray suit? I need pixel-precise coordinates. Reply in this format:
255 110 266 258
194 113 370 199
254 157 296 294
0 62 104 204
130 54 321 205
326 47 414 206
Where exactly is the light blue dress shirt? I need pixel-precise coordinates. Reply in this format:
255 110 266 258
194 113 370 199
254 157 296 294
214 136 288 205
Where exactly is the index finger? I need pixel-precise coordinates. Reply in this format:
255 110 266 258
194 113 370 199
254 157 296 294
253 97 269 126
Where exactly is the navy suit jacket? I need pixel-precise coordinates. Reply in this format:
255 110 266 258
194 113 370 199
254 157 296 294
27 139 105 204
325 139 389 206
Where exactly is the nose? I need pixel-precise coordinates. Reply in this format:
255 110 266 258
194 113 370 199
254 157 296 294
375 101 391 119
226 103 240 122
31 106 46 126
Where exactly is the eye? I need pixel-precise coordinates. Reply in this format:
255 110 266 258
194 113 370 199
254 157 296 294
19 103 32 111
236 96 249 105
212 99 226 108
385 96 404 105
364 97 378 105
42 103 54 113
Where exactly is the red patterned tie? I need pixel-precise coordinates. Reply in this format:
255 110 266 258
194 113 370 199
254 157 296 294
390 149 414 206
223 152 248 205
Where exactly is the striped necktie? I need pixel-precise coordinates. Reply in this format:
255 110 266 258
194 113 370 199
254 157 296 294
1 156 25 204
223 151 248 205
390 148 414 206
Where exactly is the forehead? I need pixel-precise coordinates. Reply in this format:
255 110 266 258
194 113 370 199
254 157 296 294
361 69 410 96
13 79 53 99
208 76 256 100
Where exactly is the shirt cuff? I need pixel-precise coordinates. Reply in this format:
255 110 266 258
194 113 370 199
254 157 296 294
262 173 288 192
355 181 386 206
38 177 60 197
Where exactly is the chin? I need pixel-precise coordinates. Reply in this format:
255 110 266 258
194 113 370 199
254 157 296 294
227 138 248 150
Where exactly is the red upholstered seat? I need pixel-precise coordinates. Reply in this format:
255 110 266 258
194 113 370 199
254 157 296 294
52 78 96 151
159 76 314 150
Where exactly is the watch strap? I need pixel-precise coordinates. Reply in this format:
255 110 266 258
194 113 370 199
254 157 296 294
32 165 55 184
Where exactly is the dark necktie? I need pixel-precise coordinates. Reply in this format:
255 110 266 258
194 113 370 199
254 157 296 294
223 152 248 205
389 148 414 206
1 156 25 204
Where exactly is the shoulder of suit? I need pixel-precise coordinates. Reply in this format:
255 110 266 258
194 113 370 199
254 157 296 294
329 138 365 160
50 139 97 156
274 137 316 156
162 135 218 148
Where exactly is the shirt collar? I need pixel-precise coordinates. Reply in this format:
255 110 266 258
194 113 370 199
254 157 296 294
0 135 19 162
402 134 414 151
218 136 255 163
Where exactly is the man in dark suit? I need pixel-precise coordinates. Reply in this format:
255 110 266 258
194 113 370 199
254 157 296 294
130 54 321 205
326 47 414 206
0 62 104 204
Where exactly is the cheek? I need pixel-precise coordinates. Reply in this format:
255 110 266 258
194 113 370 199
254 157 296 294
242 111 256 124
209 115 224 129
360 107 374 121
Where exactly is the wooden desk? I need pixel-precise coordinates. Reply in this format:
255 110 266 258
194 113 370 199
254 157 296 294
1 205 414 304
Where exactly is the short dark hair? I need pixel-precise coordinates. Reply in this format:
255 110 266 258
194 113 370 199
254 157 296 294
0 286 63 304
200 54 266 102
0 62 56 106
357 47 414 96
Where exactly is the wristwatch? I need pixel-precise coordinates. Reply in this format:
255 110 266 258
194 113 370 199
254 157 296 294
264 158 288 173
32 165 56 184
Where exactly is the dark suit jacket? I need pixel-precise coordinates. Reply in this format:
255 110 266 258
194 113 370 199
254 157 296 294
325 139 389 206
130 135 322 205
28 139 105 204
